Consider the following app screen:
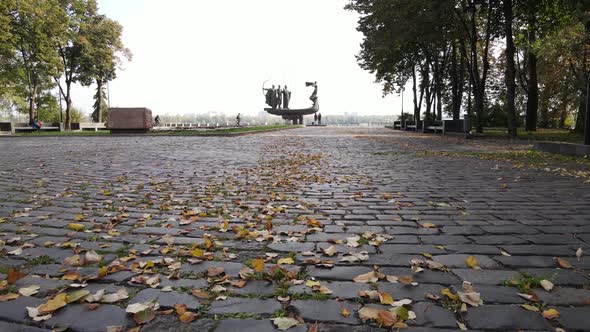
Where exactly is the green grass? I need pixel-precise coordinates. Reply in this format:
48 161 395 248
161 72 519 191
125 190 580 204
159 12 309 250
482 128 583 143
14 125 297 137
151 125 298 136
16 130 110 136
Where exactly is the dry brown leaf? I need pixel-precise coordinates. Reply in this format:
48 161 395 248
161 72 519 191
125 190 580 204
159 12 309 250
38 293 67 315
540 280 554 292
353 271 379 283
340 306 350 317
308 322 318 332
576 247 583 261
207 266 225 277
0 293 19 302
321 245 338 257
556 257 573 269
378 291 394 305
252 259 265 272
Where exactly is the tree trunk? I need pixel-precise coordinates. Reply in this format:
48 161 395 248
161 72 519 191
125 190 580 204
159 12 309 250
474 86 485 133
412 66 419 122
576 83 587 133
28 85 37 123
525 16 539 131
65 82 72 131
504 0 518 138
97 79 103 123
451 41 460 120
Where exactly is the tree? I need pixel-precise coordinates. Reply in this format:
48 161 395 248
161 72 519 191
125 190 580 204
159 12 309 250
5 0 65 122
53 0 98 130
503 0 518 137
79 13 131 123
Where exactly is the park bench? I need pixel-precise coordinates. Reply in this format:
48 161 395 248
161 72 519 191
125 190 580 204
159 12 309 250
71 122 107 131
425 120 445 134
7 122 63 133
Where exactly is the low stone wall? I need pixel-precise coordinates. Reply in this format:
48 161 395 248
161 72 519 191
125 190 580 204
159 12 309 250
534 141 590 157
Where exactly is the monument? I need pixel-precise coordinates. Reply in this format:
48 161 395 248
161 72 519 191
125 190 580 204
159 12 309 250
263 81 319 125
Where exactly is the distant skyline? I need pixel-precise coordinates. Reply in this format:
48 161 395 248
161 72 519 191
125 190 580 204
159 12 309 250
69 0 412 117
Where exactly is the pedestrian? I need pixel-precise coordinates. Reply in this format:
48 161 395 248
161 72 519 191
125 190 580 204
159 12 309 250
314 113 318 124
236 113 241 127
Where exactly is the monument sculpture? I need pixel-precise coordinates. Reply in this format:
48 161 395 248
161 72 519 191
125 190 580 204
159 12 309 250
263 81 319 125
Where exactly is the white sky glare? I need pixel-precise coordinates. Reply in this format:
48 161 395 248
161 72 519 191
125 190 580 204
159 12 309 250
71 0 411 117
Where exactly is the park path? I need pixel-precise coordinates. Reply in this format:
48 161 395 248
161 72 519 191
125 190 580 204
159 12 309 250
0 126 588 332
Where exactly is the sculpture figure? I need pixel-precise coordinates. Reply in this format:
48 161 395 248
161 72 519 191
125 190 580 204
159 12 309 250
276 85 283 110
282 86 291 109
264 85 277 109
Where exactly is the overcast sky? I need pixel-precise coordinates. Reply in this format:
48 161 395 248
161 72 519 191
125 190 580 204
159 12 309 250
70 0 411 117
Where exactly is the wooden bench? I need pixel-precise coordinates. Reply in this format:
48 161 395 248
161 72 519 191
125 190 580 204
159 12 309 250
425 121 444 134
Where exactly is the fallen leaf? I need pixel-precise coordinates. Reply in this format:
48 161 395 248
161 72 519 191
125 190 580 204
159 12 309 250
133 308 156 325
457 321 468 331
378 291 394 305
101 289 129 303
353 271 379 283
542 308 560 319
340 306 350 317
441 288 459 302
191 289 210 299
422 223 437 228
277 257 295 265
458 291 482 307
321 245 338 257
465 255 479 269
252 259 265 272
308 322 318 332
38 293 67 315
0 293 20 302
377 310 398 327
207 266 225 277
555 257 572 269
272 317 301 330
67 223 86 231
521 304 540 312
18 285 40 297
358 306 381 321
540 280 554 292
66 290 90 303
305 280 321 288
576 247 583 261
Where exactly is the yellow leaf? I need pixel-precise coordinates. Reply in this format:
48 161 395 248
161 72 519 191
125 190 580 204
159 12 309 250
422 253 433 259
441 288 459 302
38 293 67 315
542 308 560 320
252 259 265 272
422 223 437 228
340 306 350 317
465 255 478 269
74 214 84 222
378 291 394 305
305 280 321 288
98 267 108 278
191 248 204 258
67 223 85 231
277 257 295 265
66 290 90 303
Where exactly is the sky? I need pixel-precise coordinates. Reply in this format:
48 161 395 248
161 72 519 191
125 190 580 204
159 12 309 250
70 0 412 117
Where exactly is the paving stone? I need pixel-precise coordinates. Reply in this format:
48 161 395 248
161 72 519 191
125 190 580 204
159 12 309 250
0 321 51 332
450 285 525 304
465 305 552 330
555 307 590 331
44 304 131 332
14 276 70 297
499 245 575 256
267 242 315 252
0 296 44 324
432 254 499 269
451 269 520 285
291 300 360 324
131 288 201 310
208 298 281 315
443 244 501 255
420 236 470 245
536 287 590 305
215 319 307 332
307 266 373 281
518 268 590 286
494 256 555 268
409 302 457 328
380 267 460 284
142 316 217 332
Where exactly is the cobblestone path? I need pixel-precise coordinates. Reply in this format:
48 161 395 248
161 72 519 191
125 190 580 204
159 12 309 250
0 127 588 332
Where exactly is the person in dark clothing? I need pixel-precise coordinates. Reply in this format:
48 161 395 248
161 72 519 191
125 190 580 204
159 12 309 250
30 117 41 131
318 113 322 125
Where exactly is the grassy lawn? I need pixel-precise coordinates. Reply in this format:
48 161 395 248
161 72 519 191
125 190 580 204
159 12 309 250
13 125 297 137
152 125 297 136
482 128 583 143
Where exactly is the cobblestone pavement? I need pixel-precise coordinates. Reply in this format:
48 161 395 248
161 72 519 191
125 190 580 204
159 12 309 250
0 127 588 332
